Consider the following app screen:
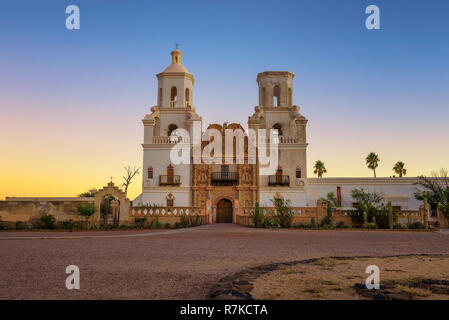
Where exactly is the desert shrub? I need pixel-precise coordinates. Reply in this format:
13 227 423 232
320 215 334 229
164 222 171 229
58 220 75 231
35 214 56 229
71 221 84 230
407 221 423 229
179 213 189 228
362 222 378 229
189 214 201 227
76 203 96 228
350 205 395 229
134 218 147 229
174 222 182 229
119 224 131 229
150 219 163 229
271 198 293 228
336 221 347 228
15 221 29 230
249 202 264 228
296 223 314 229
262 217 278 228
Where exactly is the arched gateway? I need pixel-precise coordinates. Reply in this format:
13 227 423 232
93 182 130 225
216 199 233 223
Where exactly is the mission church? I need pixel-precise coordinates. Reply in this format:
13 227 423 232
131 49 424 223
1 48 441 226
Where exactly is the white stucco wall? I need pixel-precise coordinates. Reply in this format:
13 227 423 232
259 189 307 207
306 178 425 210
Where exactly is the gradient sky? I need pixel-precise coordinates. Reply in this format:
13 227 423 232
1 0 448 201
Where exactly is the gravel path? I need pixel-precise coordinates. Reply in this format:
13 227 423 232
1 224 448 299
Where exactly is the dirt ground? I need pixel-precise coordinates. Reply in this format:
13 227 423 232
251 255 449 300
1 224 449 299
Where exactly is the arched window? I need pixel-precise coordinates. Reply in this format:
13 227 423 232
272 123 283 136
273 85 280 107
185 88 190 106
147 166 153 179
167 124 178 137
170 87 178 107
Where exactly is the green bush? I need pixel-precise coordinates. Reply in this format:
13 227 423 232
296 223 314 229
58 220 75 231
362 222 378 229
150 219 163 229
249 202 264 228
271 198 293 228
407 221 423 229
36 214 56 229
16 221 29 230
393 223 405 230
189 214 201 227
174 222 182 229
320 215 334 229
336 221 347 228
164 222 172 229
262 217 278 228
179 213 189 228
134 218 147 229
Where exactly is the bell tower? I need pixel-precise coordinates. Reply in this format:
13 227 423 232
257 71 294 108
156 48 194 109
249 71 308 207
139 48 201 207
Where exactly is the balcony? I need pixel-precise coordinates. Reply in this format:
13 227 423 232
268 175 290 186
211 172 238 185
159 175 181 186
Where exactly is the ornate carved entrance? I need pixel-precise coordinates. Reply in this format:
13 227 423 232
216 199 233 223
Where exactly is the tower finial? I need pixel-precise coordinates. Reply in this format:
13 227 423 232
175 42 179 50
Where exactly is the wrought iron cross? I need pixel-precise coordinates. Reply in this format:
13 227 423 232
175 42 179 49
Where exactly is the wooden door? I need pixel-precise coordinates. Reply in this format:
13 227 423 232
216 199 233 223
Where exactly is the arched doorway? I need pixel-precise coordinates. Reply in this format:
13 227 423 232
100 195 120 226
216 199 233 223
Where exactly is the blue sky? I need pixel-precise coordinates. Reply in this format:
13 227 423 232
0 0 448 198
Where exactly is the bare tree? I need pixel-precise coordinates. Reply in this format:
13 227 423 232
121 166 140 195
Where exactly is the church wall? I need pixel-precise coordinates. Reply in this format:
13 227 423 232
258 190 307 207
140 188 190 207
0 198 93 223
142 149 191 188
158 112 188 137
306 178 425 210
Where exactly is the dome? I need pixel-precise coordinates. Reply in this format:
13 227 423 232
161 49 190 74
163 63 189 73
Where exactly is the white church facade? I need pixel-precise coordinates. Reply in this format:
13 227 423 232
132 49 426 221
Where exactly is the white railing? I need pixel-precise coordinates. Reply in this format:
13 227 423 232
259 136 298 144
152 136 191 144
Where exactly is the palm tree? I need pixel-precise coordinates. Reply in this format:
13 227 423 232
366 152 380 178
393 161 406 177
313 160 327 178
